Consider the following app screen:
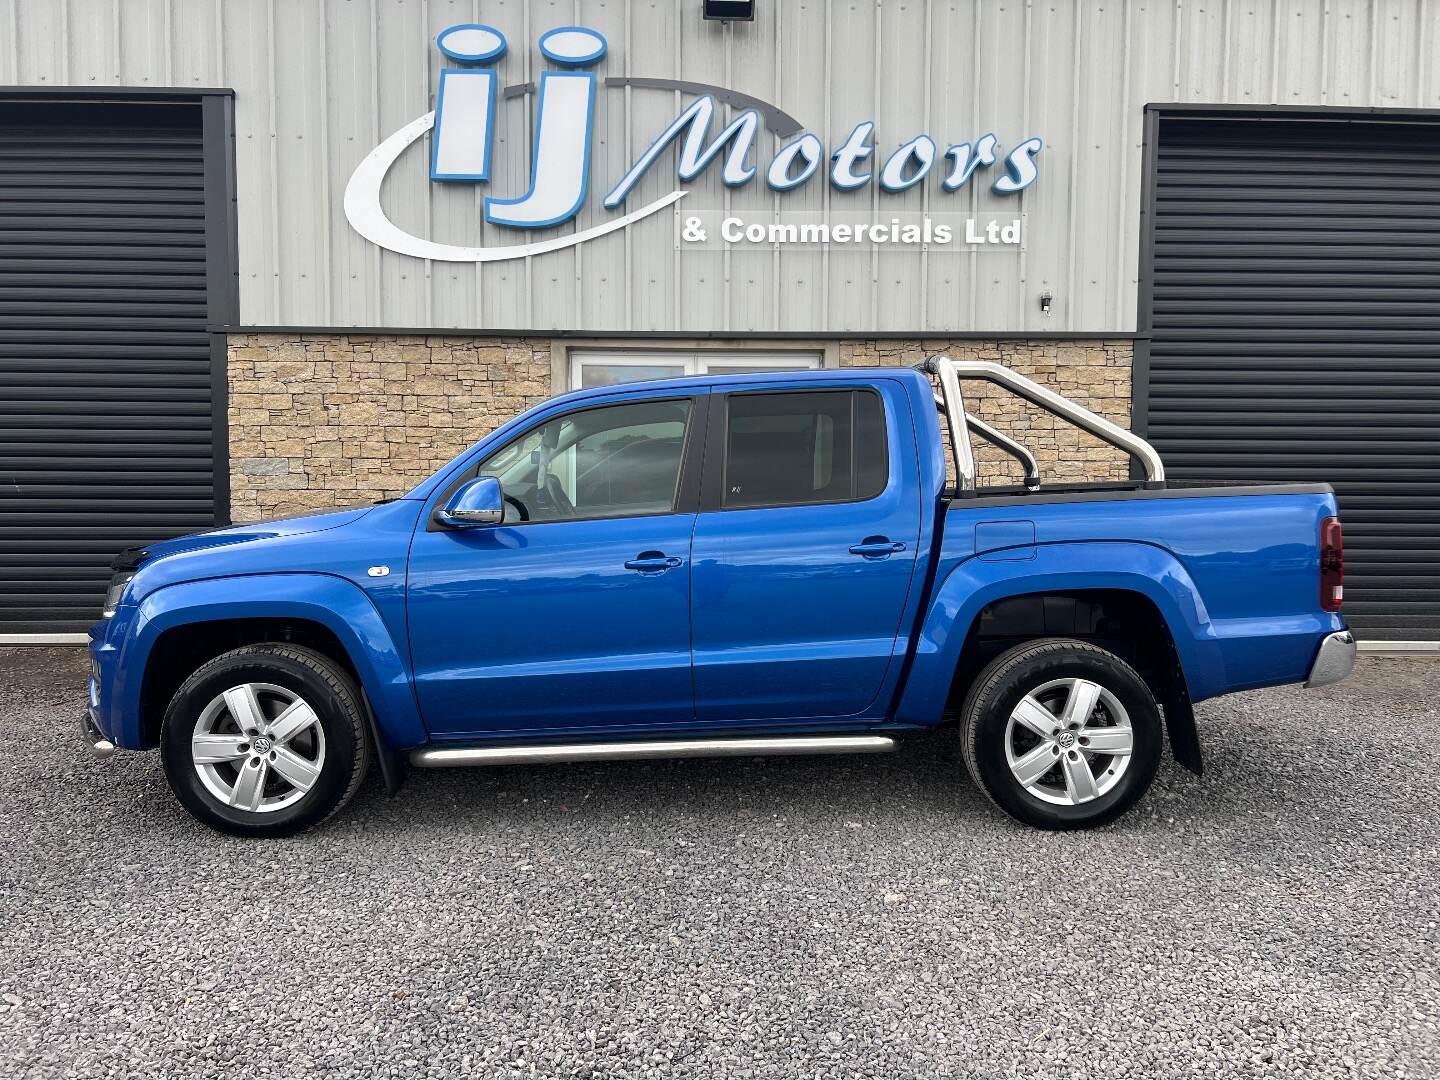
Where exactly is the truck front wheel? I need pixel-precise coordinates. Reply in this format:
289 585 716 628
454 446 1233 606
159 644 371 837
959 639 1163 830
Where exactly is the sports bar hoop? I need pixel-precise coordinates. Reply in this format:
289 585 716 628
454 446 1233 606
919 355 1167 495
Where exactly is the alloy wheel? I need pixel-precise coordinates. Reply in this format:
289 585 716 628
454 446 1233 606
190 682 326 814
1003 677 1134 806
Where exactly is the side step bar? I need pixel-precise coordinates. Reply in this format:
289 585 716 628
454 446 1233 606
410 734 896 769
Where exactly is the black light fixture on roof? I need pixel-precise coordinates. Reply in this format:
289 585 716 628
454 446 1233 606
703 0 756 22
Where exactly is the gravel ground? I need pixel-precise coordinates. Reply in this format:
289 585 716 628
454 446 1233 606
1 648 1437 1080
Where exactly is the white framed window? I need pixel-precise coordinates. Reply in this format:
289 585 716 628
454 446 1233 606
569 349 823 390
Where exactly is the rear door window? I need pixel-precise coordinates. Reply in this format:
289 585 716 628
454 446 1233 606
722 390 887 509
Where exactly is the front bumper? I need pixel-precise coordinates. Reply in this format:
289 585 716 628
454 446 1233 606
1305 630 1356 689
82 707 116 759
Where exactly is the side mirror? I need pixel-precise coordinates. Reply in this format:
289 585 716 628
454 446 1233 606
435 476 505 528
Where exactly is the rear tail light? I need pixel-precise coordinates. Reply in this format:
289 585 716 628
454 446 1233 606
1320 516 1343 612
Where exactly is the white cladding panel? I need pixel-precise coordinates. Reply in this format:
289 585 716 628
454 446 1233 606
3 0 1437 332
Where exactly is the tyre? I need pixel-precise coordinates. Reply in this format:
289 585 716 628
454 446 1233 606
160 644 370 837
959 638 1163 830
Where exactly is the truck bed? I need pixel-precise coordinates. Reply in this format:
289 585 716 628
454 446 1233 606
898 481 1344 719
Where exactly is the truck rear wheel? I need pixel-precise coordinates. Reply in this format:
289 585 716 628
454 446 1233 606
159 644 370 837
959 639 1163 830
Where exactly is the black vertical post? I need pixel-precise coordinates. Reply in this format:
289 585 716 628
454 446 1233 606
202 92 240 526
1129 105 1162 479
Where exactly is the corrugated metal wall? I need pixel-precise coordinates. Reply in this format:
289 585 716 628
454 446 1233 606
1143 113 1440 641
2 0 1437 333
0 100 215 634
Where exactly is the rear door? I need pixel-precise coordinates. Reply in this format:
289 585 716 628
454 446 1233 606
689 380 923 721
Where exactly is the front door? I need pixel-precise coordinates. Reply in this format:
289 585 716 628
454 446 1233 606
689 383 923 721
408 393 703 737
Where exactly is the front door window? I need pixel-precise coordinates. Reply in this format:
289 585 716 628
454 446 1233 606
477 399 691 524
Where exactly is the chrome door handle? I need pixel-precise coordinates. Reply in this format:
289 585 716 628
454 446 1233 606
625 551 684 573
849 538 906 558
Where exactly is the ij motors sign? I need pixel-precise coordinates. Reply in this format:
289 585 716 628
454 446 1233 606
344 21 1042 262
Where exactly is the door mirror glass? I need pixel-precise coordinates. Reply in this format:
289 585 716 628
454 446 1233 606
436 476 505 528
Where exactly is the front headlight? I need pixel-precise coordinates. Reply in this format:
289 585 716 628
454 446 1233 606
101 573 134 619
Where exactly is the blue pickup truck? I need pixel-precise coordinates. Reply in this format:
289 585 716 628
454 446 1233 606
85 358 1355 836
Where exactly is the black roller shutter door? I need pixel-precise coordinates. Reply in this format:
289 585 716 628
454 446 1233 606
1143 114 1440 642
0 100 220 635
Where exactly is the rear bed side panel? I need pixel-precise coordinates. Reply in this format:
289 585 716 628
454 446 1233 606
895 541 1221 724
895 490 1344 724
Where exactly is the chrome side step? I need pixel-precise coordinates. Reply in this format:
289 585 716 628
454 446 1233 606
409 734 896 769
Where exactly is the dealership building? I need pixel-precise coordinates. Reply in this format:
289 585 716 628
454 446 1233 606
1 0 1437 644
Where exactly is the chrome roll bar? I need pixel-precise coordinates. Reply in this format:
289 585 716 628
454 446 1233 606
929 357 976 489
931 393 1041 491
919 355 1166 494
